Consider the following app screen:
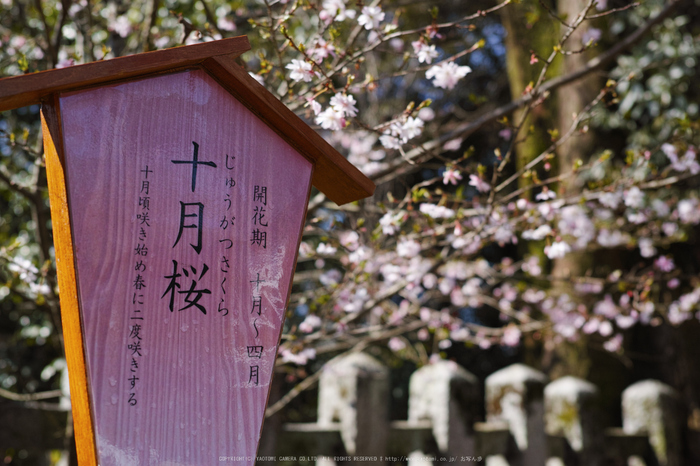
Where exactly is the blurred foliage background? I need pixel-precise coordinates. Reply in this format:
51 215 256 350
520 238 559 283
2 0 700 464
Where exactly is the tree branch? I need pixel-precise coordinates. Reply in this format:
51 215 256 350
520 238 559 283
52 0 72 66
370 0 686 185
0 387 62 402
200 0 224 37
141 0 161 52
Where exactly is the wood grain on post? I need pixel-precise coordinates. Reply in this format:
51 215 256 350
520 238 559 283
42 96 98 466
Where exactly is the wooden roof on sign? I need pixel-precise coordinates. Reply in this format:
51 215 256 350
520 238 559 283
0 35 375 205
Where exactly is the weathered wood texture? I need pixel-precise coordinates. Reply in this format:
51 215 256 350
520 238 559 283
42 97 98 466
58 69 313 465
0 37 250 112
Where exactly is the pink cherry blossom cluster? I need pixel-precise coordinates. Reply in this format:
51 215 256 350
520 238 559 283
5 0 700 370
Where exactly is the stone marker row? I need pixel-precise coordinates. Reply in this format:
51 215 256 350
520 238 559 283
262 354 684 466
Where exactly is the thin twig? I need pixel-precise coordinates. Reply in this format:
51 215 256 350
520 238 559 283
0 387 62 402
585 2 640 20
265 344 366 417
200 0 224 37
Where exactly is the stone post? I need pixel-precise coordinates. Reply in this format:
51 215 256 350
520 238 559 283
317 352 389 465
622 380 683 466
407 360 480 465
544 376 602 466
485 364 548 466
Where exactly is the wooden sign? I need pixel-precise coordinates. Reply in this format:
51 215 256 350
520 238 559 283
0 36 374 465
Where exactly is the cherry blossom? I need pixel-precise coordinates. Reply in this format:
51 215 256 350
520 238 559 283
544 240 572 259
599 191 623 209
558 205 595 249
395 117 424 142
598 320 614 337
662 222 679 236
379 133 402 150
664 145 700 174
581 27 602 45
426 62 472 90
387 336 407 354
320 0 355 23
320 269 342 286
339 231 359 251
357 6 385 30
521 257 542 277
310 39 336 62
501 326 521 347
677 199 700 224
109 16 131 38
442 168 462 185
535 188 557 201
654 255 675 272
412 41 438 64
461 278 482 297
597 229 630 248
652 199 670 218
638 238 656 258
443 138 462 151
56 58 75 69
348 246 372 265
299 315 322 333
286 59 317 82
217 17 237 32
603 334 623 353
397 238 421 258
379 212 404 235
419 204 455 219
316 243 338 255
522 224 552 241
330 93 358 118
379 116 424 148
281 348 317 365
624 186 645 208
315 107 345 130
469 174 490 193
309 99 322 115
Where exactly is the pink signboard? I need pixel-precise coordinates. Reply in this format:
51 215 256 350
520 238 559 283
59 69 312 464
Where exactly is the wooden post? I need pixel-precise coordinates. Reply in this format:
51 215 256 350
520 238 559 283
41 100 97 466
485 364 548 466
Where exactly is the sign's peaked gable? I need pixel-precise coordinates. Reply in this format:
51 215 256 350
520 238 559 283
0 36 375 205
